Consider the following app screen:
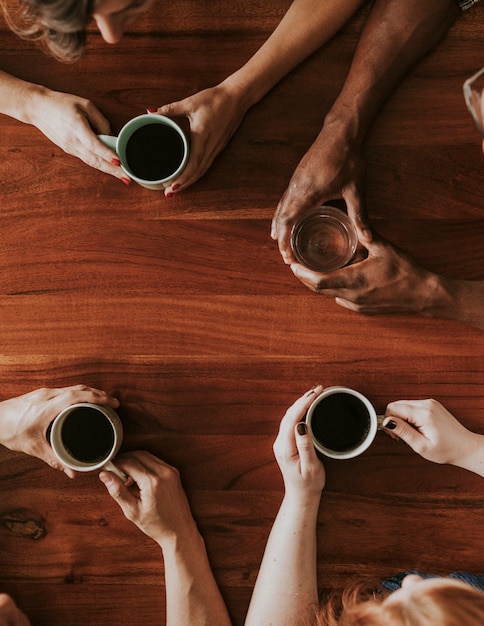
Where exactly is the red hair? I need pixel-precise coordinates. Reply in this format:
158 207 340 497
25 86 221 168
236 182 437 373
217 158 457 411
309 579 484 626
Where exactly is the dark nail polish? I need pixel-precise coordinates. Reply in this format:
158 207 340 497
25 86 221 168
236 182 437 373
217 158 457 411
172 183 180 191
166 192 174 198
146 107 158 113
297 423 308 436
385 420 397 430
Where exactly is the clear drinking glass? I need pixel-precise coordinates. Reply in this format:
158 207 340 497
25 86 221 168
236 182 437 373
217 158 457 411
291 206 358 273
463 66 484 136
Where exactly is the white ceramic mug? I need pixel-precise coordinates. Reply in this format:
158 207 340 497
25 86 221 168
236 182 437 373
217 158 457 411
98 114 189 190
306 386 384 460
48 403 127 481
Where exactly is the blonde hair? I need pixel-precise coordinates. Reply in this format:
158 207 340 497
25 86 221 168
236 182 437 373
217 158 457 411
0 0 93 61
312 579 484 626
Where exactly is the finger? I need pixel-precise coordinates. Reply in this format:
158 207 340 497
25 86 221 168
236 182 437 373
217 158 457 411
157 100 187 118
83 102 111 135
277 223 295 264
117 450 173 475
49 386 119 415
295 421 320 468
279 385 323 434
290 262 357 294
83 138 128 181
344 185 372 244
382 416 425 452
384 400 429 425
335 297 364 312
164 125 217 195
71 117 127 181
99 469 139 518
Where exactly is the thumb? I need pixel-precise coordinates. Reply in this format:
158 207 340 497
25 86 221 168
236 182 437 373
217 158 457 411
295 422 319 467
157 100 185 117
383 416 423 451
84 106 111 135
99 470 136 517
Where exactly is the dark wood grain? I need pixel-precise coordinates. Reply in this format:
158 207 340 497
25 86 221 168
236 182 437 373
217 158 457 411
0 1 483 625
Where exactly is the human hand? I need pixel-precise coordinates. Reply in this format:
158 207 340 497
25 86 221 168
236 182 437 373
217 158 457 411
153 81 249 196
28 87 128 184
0 594 30 626
0 385 120 477
273 385 325 502
383 399 483 469
271 121 370 264
291 230 442 317
99 451 197 547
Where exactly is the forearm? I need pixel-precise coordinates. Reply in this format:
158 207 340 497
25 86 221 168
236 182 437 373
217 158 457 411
245 494 320 626
454 433 484 477
222 0 366 109
0 70 47 124
324 0 460 143
160 524 231 626
424 275 484 331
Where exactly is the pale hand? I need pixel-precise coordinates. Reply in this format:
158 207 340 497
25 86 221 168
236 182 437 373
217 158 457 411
100 451 198 547
0 385 120 476
153 80 250 195
0 594 30 626
273 385 326 501
28 87 125 181
384 398 483 469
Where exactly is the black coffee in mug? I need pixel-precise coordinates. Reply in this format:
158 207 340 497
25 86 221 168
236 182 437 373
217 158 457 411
125 123 185 181
310 392 370 452
60 406 115 463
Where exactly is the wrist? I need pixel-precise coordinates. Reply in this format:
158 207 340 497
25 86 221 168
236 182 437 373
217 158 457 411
221 70 266 111
420 274 484 327
0 76 48 126
282 489 323 514
155 518 202 554
453 433 484 477
322 101 370 146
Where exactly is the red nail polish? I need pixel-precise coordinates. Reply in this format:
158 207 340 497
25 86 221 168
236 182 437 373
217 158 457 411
166 191 174 198
146 107 158 113
121 177 131 186
172 183 180 191
111 157 121 166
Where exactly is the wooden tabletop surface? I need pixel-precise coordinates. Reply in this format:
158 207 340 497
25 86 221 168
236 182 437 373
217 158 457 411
0 2 483 625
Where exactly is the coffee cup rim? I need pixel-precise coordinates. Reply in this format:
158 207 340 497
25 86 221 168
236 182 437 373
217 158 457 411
306 386 377 460
49 403 122 471
116 113 189 185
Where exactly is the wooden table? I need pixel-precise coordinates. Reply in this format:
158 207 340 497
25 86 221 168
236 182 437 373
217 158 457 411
1 2 483 624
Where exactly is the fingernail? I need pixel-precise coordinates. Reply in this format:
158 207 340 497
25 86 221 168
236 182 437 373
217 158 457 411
111 157 121 166
99 472 112 486
121 177 131 186
305 384 322 396
172 183 181 191
297 422 308 436
166 192 174 198
146 107 158 113
384 420 397 430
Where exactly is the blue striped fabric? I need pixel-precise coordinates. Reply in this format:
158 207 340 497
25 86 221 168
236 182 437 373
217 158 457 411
381 570 484 593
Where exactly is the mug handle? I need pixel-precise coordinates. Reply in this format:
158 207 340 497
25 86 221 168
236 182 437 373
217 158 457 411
103 460 129 483
97 134 118 151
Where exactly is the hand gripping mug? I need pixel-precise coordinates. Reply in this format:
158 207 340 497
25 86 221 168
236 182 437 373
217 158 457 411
98 114 189 190
305 386 384 460
47 402 127 481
